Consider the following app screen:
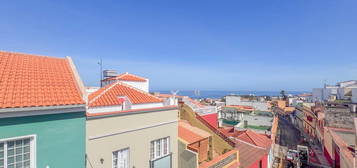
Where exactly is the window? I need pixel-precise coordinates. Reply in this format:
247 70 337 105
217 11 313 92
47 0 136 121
113 148 129 168
0 136 35 168
150 137 170 160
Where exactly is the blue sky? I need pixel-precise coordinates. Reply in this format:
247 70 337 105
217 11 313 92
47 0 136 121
1 0 356 91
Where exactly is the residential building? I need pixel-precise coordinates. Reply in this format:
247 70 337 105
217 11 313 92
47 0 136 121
178 120 212 167
0 51 87 168
313 80 357 102
86 74 178 168
179 103 240 167
225 95 270 112
294 106 305 132
221 129 272 168
323 127 355 168
302 103 317 138
101 72 149 92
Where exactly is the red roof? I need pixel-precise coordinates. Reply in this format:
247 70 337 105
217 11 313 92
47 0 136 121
235 130 271 149
89 82 162 107
235 141 267 168
103 72 147 82
179 120 211 144
0 51 84 109
201 113 218 129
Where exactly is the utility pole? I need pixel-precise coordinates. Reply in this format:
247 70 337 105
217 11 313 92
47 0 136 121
98 58 103 87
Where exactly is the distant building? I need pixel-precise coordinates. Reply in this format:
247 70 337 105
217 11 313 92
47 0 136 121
0 51 87 168
225 95 270 112
313 80 357 102
101 72 149 92
323 127 355 168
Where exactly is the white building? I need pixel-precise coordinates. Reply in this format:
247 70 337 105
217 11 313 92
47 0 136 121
312 80 357 102
101 72 149 92
225 95 269 111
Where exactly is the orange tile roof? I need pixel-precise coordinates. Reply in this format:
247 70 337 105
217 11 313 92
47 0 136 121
179 120 211 144
88 81 162 107
102 72 147 82
234 130 271 149
0 51 84 109
235 141 267 168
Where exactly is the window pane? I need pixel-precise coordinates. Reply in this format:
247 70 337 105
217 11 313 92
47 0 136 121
150 142 154 160
163 138 168 155
113 152 118 168
7 138 31 168
8 142 14 149
156 140 161 158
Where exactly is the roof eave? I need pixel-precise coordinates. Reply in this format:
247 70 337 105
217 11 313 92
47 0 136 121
0 104 86 119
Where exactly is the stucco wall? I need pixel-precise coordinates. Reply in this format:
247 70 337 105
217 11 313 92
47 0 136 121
180 104 233 155
122 80 149 92
226 96 268 111
0 112 86 168
178 140 198 168
86 108 178 168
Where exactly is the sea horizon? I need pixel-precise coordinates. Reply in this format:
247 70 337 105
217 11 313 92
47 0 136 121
153 90 309 99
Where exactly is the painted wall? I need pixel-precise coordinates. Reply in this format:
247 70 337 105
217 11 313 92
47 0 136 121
86 108 178 168
178 141 198 168
0 112 86 168
180 104 233 155
122 80 149 92
226 96 268 111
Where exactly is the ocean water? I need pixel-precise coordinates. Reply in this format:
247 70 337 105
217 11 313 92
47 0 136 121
155 90 307 99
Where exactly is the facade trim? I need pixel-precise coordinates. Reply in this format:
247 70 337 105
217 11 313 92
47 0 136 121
88 120 178 140
0 105 85 119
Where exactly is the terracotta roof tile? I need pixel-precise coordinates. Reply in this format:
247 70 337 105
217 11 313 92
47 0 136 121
236 130 272 149
201 113 218 129
103 72 147 82
0 51 84 108
235 141 267 168
179 120 211 144
88 81 162 107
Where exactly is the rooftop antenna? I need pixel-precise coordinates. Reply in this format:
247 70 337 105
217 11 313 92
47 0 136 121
171 90 179 97
323 79 327 88
98 58 103 87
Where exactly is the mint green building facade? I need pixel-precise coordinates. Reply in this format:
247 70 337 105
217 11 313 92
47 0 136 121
0 111 86 168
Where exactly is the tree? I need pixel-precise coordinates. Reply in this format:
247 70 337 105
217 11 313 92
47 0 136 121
280 90 287 100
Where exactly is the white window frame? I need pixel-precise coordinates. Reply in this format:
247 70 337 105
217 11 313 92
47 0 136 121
0 135 36 168
150 137 170 160
112 147 129 168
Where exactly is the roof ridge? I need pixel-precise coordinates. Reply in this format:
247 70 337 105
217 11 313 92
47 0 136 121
235 138 266 150
89 81 161 106
0 51 64 60
245 130 259 146
89 82 121 104
118 82 160 100
119 72 147 81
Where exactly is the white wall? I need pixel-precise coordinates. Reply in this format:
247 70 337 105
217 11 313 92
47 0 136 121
131 102 164 110
102 79 149 93
352 88 357 103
